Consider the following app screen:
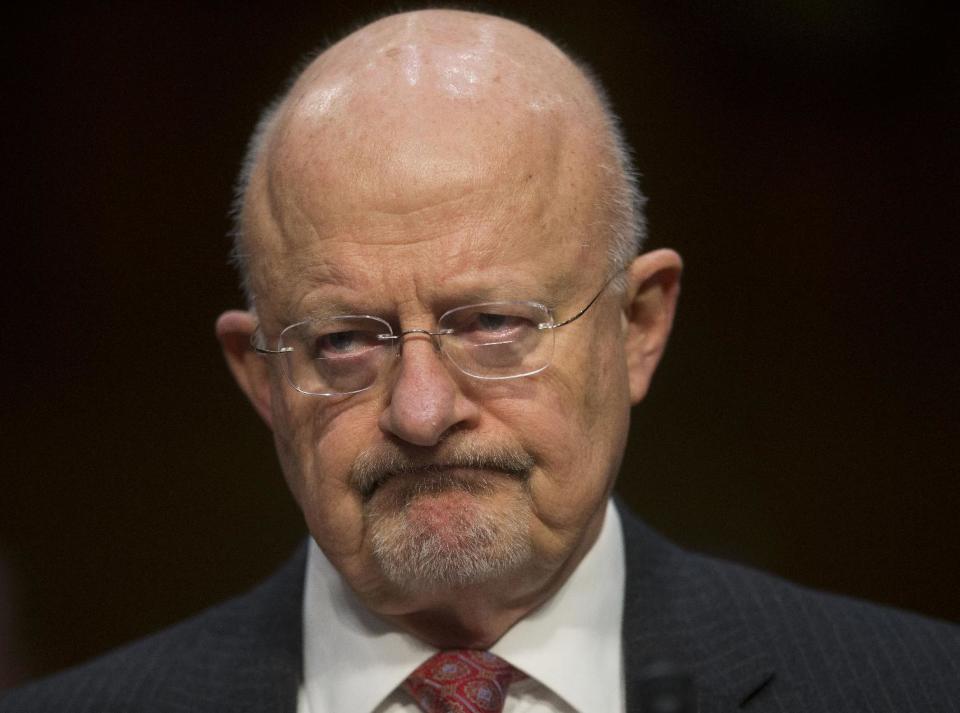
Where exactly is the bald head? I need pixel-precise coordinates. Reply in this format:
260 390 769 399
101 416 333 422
231 10 644 305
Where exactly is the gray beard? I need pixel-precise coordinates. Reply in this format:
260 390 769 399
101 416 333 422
352 442 536 592
367 482 533 592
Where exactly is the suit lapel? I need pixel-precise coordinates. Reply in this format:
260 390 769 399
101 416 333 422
617 502 780 711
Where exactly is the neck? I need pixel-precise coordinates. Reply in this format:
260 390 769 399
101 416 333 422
389 598 534 649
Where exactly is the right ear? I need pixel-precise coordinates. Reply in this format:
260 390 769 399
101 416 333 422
215 310 274 429
621 249 683 404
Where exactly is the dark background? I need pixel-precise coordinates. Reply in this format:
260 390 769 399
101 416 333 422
3 1 958 687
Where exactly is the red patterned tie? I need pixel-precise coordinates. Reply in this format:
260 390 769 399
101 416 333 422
403 650 527 713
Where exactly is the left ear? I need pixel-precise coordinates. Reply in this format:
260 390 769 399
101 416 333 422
622 248 683 404
215 309 275 429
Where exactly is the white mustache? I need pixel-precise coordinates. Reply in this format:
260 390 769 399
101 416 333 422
351 442 535 500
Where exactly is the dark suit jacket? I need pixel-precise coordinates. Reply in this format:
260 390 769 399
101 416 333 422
2 504 958 712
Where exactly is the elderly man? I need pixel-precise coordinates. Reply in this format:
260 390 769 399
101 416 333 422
3 9 957 713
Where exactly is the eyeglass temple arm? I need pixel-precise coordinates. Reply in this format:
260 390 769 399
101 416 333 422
539 270 622 330
250 332 293 355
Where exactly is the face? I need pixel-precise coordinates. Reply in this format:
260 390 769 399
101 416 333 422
217 16 680 618
257 176 633 610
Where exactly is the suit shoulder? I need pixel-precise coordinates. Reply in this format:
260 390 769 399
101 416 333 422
1 602 231 712
618 507 959 710
685 550 960 705
620 505 959 659
0 546 306 713
687 548 959 644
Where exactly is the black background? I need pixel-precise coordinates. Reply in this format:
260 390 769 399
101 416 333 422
3 1 958 686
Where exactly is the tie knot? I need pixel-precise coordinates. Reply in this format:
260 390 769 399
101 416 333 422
403 650 527 713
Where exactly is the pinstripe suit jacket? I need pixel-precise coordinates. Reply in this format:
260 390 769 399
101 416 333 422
2 503 957 712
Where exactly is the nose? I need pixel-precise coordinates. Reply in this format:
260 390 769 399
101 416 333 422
378 333 479 447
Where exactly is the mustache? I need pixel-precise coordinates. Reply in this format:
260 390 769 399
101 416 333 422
350 441 535 501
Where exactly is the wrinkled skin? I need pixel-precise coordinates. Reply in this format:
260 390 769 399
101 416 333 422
217 9 681 648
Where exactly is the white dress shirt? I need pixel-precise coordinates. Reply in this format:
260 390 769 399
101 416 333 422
298 500 626 713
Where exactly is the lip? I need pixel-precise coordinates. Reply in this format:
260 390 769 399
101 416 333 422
360 464 520 501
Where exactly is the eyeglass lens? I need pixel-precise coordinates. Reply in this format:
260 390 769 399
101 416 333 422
278 302 556 395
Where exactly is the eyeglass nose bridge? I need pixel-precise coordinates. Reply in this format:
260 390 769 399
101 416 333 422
377 327 456 355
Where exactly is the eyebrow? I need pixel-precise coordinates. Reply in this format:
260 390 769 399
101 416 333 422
296 299 380 322
541 274 581 307
439 282 544 306
283 272 584 323
448 268 587 304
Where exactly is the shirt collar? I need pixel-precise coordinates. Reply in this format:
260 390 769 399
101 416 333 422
301 499 625 713
491 501 625 712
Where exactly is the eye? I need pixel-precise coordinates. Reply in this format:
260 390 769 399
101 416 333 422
313 329 381 359
473 312 515 332
438 302 550 353
459 311 534 344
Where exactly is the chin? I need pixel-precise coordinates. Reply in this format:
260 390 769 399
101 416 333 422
366 480 534 593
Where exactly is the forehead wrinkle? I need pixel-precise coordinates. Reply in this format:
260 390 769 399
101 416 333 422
246 162 364 316
250 124 599 314
268 117 562 245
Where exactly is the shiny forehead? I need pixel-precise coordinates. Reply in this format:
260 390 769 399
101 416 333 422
287 10 589 111
241 10 618 310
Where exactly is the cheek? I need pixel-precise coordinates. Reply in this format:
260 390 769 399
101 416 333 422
269 382 309 503
271 389 379 556
520 331 631 523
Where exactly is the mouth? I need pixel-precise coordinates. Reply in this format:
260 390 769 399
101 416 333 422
358 464 526 502
350 443 536 503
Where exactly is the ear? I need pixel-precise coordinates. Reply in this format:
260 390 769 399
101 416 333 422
622 249 683 404
215 310 275 429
